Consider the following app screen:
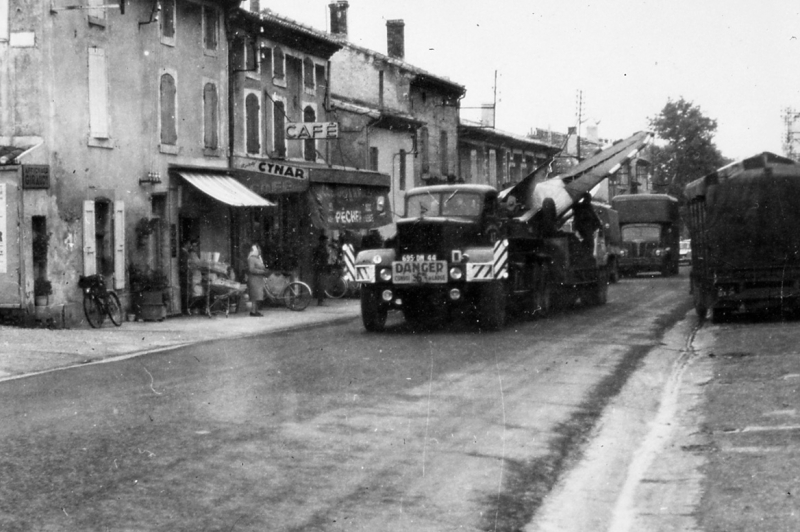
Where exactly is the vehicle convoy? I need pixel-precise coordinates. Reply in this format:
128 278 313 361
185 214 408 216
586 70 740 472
354 131 653 331
611 193 680 277
685 152 800 320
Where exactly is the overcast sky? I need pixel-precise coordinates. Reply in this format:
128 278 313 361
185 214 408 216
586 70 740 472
260 0 800 161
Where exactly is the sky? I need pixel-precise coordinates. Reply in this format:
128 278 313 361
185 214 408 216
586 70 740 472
258 0 800 161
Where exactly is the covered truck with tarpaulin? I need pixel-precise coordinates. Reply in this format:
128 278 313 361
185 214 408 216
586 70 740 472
685 152 800 320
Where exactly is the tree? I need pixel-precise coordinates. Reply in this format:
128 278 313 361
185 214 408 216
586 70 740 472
649 97 729 199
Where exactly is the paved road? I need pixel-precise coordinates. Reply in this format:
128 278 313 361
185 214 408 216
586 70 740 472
0 273 692 532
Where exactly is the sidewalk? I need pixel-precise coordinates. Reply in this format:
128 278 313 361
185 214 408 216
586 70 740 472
0 299 361 382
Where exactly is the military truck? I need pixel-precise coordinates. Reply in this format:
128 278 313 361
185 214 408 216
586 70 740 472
611 193 680 277
355 131 654 331
685 152 800 320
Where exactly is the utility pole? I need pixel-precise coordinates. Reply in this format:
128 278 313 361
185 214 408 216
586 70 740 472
575 90 584 160
783 107 800 161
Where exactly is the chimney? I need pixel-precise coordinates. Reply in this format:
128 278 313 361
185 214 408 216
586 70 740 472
386 19 405 60
329 1 349 36
250 0 260 13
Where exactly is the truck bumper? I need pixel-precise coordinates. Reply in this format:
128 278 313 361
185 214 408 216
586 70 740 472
363 282 483 310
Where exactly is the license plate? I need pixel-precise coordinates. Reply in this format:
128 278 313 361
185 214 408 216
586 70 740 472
392 261 447 284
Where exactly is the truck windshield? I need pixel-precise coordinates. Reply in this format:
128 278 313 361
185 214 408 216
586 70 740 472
622 225 660 241
442 192 482 217
406 193 440 218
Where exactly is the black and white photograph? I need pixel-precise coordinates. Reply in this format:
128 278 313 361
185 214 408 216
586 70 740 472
2 0 800 530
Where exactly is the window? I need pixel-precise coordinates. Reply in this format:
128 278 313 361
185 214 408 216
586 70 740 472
273 47 285 83
420 127 429 173
88 48 109 139
160 0 175 44
303 105 316 162
303 57 315 90
399 149 407 191
87 0 105 26
203 6 218 52
246 92 261 154
244 37 258 77
273 100 286 157
0 0 8 42
315 64 326 88
203 82 218 150
369 147 379 171
160 72 177 146
439 131 449 175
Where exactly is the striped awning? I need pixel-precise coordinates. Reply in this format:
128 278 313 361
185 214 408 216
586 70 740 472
178 172 275 207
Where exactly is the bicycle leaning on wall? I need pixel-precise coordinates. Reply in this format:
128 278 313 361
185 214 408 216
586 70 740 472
78 274 123 328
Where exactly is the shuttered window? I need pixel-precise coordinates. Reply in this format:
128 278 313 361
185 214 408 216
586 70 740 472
203 83 219 150
246 92 260 154
160 73 177 146
88 48 109 139
273 100 286 157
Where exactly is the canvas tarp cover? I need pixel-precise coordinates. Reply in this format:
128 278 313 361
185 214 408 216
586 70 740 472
704 166 800 270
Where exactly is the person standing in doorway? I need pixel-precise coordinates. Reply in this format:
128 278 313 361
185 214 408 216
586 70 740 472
312 233 329 306
247 243 268 317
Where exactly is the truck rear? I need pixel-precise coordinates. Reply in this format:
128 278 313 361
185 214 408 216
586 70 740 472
685 152 800 320
611 194 680 277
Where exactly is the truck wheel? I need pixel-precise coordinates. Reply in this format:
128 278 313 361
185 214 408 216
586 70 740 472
478 282 506 330
361 286 388 332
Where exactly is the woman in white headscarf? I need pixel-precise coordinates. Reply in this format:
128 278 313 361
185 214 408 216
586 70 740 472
246 243 268 316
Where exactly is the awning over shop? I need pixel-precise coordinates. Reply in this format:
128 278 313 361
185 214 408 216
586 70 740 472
177 172 275 207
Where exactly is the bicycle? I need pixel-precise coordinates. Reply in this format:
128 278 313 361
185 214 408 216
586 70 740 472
78 274 123 328
262 271 312 311
323 265 349 299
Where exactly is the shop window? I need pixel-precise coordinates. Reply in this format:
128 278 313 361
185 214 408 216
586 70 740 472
273 100 286 157
420 127 430 174
303 105 316 162
246 92 261 154
160 0 175 45
88 47 109 140
160 73 177 147
303 57 315 90
399 149 407 191
369 147 379 171
203 82 219 150
440 130 449 175
203 5 218 52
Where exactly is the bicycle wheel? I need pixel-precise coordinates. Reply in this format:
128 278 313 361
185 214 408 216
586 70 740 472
282 281 312 311
324 275 347 299
105 291 124 326
83 293 105 328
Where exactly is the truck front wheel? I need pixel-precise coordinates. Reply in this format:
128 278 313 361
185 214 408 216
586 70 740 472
361 286 388 332
478 282 506 331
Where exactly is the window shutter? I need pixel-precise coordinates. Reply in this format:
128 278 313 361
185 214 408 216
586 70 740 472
88 48 109 139
83 200 97 276
114 201 125 289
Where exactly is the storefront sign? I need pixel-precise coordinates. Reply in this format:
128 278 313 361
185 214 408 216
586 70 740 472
311 183 392 230
232 157 310 195
0 184 6 273
285 122 339 140
22 165 50 189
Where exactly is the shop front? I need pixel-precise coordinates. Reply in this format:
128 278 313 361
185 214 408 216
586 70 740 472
171 169 275 314
232 156 392 284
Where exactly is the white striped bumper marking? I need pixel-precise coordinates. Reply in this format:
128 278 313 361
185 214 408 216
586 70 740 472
343 244 356 281
493 239 509 279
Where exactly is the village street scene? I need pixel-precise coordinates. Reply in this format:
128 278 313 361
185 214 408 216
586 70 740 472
2 1 800 530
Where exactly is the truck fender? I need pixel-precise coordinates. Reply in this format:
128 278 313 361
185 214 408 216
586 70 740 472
355 248 396 266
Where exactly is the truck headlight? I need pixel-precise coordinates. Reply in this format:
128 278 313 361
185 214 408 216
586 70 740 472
655 249 664 257
382 289 394 302
449 266 463 280
379 268 392 282
619 249 627 256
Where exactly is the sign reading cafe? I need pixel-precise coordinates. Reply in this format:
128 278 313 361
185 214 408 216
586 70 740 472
285 122 339 140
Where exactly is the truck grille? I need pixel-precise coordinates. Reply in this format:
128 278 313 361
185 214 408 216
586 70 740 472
396 220 478 257
623 241 658 258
